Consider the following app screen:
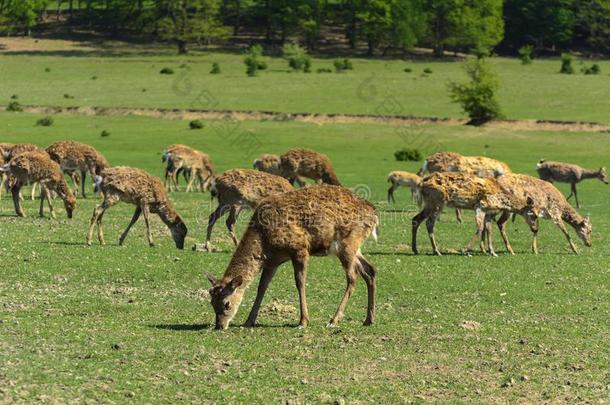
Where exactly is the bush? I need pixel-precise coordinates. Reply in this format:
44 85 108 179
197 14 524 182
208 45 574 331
282 43 312 72
244 45 265 77
91 76 98 80
160 67 175 75
6 101 23 112
423 67 433 74
210 62 221 74
100 130 111 137
448 57 502 126
394 148 422 162
560 53 574 74
334 58 353 73
472 45 491 59
45 67 51 72
189 120 204 129
63 94 74 99
317 68 332 73
582 64 601 75
518 45 533 65
404 67 412 73
36 116 54 127
10 94 18 100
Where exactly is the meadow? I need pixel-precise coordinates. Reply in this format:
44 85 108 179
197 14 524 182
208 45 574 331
1 106 609 402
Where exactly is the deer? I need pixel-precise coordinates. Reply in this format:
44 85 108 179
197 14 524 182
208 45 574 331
198 169 293 252
387 171 422 205
206 185 378 330
163 145 214 192
412 172 530 256
253 154 306 187
0 143 14 199
536 160 608 208
417 151 512 223
46 141 109 199
493 173 592 255
86 167 188 249
1 150 76 219
279 148 341 186
2 143 45 201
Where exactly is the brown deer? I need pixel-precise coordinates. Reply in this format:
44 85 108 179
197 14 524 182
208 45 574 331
46 141 109 198
86 167 188 249
1 150 76 219
253 153 306 187
199 169 293 252
2 143 45 200
418 151 512 223
494 173 592 255
536 160 608 208
279 148 341 186
163 144 214 192
387 171 422 204
206 185 378 330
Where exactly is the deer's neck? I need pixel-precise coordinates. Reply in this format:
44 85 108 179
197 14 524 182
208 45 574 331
222 227 265 290
562 205 585 229
581 169 600 180
156 201 180 228
52 179 71 201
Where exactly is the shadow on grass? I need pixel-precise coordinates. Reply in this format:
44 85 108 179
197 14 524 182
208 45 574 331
151 323 211 331
44 241 88 246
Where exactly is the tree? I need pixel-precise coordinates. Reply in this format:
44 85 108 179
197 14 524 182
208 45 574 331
156 0 230 54
0 0 48 36
574 0 610 54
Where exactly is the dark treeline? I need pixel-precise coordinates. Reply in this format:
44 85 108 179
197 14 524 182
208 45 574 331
0 1 608 56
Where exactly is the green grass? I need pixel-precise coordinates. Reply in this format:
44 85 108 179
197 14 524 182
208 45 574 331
1 111 609 402
1 52 609 123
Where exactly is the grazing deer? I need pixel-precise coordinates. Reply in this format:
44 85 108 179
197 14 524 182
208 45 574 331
536 160 608 208
163 144 214 192
206 185 378 330
86 167 188 249
1 150 76 219
418 151 512 223
494 173 592 254
253 154 306 187
46 141 109 198
200 169 293 252
412 172 528 256
2 143 45 200
0 143 15 199
387 171 422 204
279 148 341 186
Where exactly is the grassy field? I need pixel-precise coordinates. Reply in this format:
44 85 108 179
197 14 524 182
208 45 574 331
1 110 609 402
1 50 610 123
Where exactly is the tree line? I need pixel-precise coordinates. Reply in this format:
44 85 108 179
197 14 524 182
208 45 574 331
0 0 608 56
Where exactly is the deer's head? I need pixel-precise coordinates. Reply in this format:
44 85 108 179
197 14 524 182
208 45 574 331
170 217 188 249
576 216 592 247
598 167 608 184
207 274 244 330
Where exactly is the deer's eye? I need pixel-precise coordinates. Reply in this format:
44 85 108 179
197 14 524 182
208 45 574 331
224 302 231 310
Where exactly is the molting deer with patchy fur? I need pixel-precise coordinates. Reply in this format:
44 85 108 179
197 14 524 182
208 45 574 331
494 173 592 254
2 143 45 200
207 185 378 330
418 151 512 223
412 172 530 256
162 144 214 192
253 153 306 187
1 150 76 219
387 171 422 204
46 141 109 199
536 160 608 208
87 167 187 249
279 148 341 186
199 169 293 252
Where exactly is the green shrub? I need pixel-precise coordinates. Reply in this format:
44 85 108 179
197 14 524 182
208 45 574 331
36 116 54 127
100 130 111 137
10 94 18 100
472 45 491 59
448 57 502 126
160 67 175 75
334 58 353 73
518 45 533 65
404 67 412 73
317 68 332 73
63 94 74 99
45 67 51 72
210 62 221 74
560 53 574 74
6 101 23 112
582 64 601 75
244 45 265 77
282 43 312 72
91 76 98 80
394 148 422 162
423 67 433 74
189 120 204 129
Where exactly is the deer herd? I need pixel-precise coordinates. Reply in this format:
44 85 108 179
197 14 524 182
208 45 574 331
0 140 606 329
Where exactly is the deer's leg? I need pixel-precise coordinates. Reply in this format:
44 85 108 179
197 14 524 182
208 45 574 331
426 209 442 256
11 182 25 217
455 209 463 224
119 206 142 246
30 182 38 200
496 211 515 255
205 204 229 251
244 263 280 327
80 170 87 199
39 185 46 217
555 218 578 254
525 215 539 254
412 207 432 255
329 246 359 327
87 196 118 246
225 205 242 246
356 253 377 326
185 170 197 193
43 185 57 219
291 252 310 328
463 208 485 254
387 183 397 203
141 204 154 247
484 215 498 257
170 168 180 192
571 183 580 208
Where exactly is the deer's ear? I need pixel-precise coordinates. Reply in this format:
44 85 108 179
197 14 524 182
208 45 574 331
526 196 535 207
206 273 218 286
228 275 243 290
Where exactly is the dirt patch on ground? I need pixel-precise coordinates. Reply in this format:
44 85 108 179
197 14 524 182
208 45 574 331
0 37 97 53
4 105 610 133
